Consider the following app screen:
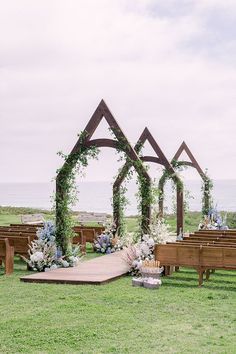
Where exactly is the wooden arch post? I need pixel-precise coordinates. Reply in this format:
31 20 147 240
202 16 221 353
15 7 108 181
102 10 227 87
159 141 211 231
56 100 151 253
113 127 184 235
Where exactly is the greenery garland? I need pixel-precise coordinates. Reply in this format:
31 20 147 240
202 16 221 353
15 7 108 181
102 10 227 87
201 170 213 216
55 131 99 255
159 160 213 217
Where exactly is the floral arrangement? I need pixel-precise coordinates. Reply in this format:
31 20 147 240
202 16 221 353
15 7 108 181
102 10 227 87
26 221 80 272
124 217 173 276
198 207 228 230
94 223 133 254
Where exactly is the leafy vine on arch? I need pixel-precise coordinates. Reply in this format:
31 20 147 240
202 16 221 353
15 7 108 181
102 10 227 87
113 127 184 235
55 100 151 255
158 141 213 225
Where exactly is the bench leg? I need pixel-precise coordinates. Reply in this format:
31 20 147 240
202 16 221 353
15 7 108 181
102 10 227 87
5 247 14 275
0 258 2 267
198 269 204 287
80 233 86 255
175 266 180 272
206 269 210 281
164 266 170 276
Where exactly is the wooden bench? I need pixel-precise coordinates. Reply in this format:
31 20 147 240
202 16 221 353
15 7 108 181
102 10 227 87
11 223 43 228
193 232 236 237
0 235 31 259
173 240 236 248
0 226 37 235
0 232 35 241
196 229 236 235
0 238 14 275
155 243 236 286
77 212 110 226
73 225 105 254
21 214 45 225
184 236 236 243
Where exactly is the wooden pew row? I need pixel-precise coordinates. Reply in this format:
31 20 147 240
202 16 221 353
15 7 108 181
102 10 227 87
0 232 35 241
0 230 37 238
192 232 236 238
73 226 104 254
0 235 31 259
3 224 104 255
172 241 236 248
0 239 14 275
195 229 236 235
183 236 236 243
155 243 236 286
10 223 43 227
186 234 236 240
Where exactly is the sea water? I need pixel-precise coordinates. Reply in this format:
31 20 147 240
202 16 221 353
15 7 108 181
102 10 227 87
0 180 235 215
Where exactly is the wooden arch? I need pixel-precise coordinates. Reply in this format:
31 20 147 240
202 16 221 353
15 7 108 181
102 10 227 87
113 127 184 234
158 141 211 224
56 100 152 252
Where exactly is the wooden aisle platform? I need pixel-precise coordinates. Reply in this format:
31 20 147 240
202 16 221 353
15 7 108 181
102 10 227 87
20 250 130 285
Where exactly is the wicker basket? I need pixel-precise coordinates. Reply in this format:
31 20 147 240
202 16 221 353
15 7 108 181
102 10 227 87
132 278 144 287
140 266 164 279
143 281 161 289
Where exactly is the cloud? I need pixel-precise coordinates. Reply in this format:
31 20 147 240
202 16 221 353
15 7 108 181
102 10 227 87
0 0 236 183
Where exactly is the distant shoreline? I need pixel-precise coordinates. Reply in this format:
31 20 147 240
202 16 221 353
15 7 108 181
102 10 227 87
0 180 236 213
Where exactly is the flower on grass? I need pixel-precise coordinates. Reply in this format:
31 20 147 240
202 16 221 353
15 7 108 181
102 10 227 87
25 221 81 272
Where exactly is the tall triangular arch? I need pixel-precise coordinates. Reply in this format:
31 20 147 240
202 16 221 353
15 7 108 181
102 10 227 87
113 127 184 234
56 100 152 252
158 141 211 226
172 141 206 177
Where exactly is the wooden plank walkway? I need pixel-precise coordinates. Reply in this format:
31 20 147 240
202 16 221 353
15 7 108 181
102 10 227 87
20 250 130 285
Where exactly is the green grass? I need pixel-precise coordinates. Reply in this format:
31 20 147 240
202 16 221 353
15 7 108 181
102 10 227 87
1 207 236 353
1 258 236 353
1 206 236 233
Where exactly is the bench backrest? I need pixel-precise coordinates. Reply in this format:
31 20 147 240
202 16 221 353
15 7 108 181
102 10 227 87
156 244 200 267
0 233 35 243
185 236 236 242
174 241 236 248
21 214 45 224
77 212 110 225
10 223 43 228
155 244 236 269
0 238 7 257
0 236 31 255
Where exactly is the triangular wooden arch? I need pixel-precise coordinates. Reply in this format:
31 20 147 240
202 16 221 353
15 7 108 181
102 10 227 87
159 141 210 232
172 141 206 179
113 127 184 234
114 127 176 188
56 100 152 250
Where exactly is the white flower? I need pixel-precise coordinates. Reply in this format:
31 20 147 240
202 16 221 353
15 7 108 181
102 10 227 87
140 244 150 256
50 264 58 270
61 260 69 268
30 251 44 263
68 256 79 267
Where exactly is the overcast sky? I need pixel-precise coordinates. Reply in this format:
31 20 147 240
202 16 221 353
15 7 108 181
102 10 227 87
1 0 236 183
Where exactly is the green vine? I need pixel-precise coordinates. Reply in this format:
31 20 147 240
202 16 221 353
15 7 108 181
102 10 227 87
112 184 129 237
110 127 152 236
201 170 213 216
55 130 99 255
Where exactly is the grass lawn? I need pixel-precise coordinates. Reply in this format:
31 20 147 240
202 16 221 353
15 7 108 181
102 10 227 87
1 257 236 353
1 207 236 353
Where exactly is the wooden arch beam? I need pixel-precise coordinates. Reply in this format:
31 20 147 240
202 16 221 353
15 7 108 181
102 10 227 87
56 100 152 252
113 127 184 234
159 141 211 226
172 141 207 179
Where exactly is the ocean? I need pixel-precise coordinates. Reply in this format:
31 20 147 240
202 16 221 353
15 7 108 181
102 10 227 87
0 180 235 215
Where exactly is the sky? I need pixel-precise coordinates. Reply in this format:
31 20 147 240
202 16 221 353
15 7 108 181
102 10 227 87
1 0 236 183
